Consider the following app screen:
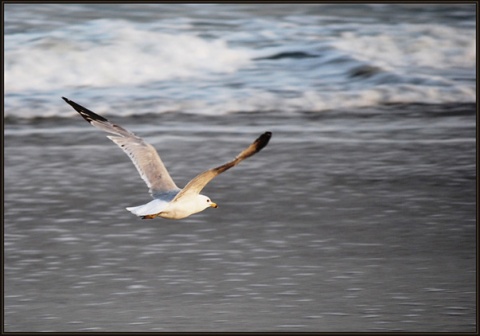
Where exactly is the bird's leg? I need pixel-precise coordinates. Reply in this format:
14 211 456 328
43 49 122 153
141 213 159 220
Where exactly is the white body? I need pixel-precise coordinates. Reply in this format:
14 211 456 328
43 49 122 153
126 194 215 219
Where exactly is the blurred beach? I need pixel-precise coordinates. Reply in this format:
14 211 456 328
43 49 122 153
4 3 476 332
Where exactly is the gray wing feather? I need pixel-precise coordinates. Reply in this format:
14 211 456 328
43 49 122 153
172 132 271 202
63 97 179 196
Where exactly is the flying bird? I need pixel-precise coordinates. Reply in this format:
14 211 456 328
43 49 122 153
63 97 271 220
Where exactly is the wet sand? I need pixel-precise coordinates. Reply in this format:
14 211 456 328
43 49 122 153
4 105 476 331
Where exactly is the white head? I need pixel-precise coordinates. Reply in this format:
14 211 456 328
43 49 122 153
196 194 218 212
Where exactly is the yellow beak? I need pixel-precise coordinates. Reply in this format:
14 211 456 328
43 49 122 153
210 202 218 208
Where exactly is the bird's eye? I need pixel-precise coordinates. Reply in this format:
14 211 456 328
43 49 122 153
207 199 210 202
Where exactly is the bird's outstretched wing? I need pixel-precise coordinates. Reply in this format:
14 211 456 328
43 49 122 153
172 132 272 202
62 97 179 196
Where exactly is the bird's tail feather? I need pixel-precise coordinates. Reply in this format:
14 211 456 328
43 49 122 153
126 199 168 217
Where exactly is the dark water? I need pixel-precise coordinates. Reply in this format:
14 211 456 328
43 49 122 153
4 103 476 332
5 4 475 118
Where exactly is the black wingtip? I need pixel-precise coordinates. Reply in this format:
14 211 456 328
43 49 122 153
62 97 108 123
255 131 272 152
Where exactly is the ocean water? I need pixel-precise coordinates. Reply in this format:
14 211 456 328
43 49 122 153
4 3 476 332
4 3 475 118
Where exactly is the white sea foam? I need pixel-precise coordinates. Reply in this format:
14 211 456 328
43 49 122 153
5 19 251 93
332 23 475 72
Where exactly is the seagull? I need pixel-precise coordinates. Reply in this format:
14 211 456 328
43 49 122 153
62 97 272 220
